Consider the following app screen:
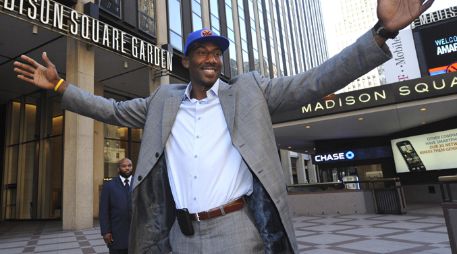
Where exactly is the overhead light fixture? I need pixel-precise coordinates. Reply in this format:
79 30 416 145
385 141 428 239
420 107 427 111
32 25 38 34
288 146 292 149
124 61 129 69
305 125 311 129
358 117 364 121
422 121 427 125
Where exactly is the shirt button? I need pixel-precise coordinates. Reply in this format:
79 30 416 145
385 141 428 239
196 135 200 139
194 197 197 200
198 117 201 120
194 155 198 158
194 176 197 179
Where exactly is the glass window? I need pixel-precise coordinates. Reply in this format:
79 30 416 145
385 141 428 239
225 0 238 77
193 13 203 30
192 0 203 30
248 0 259 71
104 139 128 177
138 0 156 35
238 0 248 72
8 101 20 145
48 96 63 136
265 0 277 77
257 0 269 77
210 0 220 33
104 125 129 140
23 95 39 142
168 0 183 51
192 0 201 16
103 93 143 178
170 31 183 51
3 92 63 219
273 0 284 76
99 0 121 18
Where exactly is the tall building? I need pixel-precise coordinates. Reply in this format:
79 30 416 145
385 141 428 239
323 0 381 93
0 0 328 226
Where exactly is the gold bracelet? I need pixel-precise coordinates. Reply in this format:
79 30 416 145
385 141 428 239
54 79 64 92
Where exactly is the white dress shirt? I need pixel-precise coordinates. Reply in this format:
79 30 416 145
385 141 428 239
165 79 253 213
119 175 132 186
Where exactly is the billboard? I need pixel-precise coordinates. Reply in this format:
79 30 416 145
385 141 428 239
383 29 421 83
391 128 457 173
416 17 457 76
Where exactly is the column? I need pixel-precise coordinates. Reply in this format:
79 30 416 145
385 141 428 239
151 0 170 92
231 0 243 75
93 83 105 218
201 0 210 28
62 36 95 230
307 161 318 183
253 0 265 75
296 154 308 184
280 149 293 185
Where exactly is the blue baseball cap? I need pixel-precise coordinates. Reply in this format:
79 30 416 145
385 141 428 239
184 28 230 56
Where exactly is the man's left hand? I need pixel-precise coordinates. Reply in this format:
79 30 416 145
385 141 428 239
377 0 434 31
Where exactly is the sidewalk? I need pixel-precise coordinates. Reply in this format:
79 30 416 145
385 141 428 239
294 204 450 254
0 204 451 254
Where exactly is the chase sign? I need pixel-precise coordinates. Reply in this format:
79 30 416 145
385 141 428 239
313 151 355 163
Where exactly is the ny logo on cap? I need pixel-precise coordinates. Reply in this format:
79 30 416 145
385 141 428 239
201 30 213 37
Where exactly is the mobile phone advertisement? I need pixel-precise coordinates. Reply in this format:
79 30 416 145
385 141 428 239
391 128 457 173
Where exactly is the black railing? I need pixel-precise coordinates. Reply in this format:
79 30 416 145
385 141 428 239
438 175 457 254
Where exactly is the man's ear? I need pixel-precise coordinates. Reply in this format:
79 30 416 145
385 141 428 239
182 57 190 69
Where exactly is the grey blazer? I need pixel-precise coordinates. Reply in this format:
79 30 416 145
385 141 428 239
62 30 391 253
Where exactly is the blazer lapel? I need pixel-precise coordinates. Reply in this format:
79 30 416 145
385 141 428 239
161 94 183 145
218 81 235 134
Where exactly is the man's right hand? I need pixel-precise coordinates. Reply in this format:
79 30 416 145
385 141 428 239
103 232 114 245
13 52 67 93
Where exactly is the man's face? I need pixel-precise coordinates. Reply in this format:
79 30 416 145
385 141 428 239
118 159 133 178
182 41 223 89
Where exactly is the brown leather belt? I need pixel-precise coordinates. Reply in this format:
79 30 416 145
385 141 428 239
190 197 245 221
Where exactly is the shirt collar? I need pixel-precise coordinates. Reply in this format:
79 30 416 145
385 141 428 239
184 79 220 100
119 175 132 183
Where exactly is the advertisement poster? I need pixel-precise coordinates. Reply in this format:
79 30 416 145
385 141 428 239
383 29 421 83
391 128 457 173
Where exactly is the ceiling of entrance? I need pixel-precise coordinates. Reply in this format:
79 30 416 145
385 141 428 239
0 14 152 103
2 14 457 153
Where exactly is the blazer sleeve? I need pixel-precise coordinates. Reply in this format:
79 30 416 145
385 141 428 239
256 29 392 114
61 84 161 128
99 182 111 235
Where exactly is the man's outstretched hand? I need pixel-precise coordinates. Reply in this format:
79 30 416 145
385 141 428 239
377 0 434 32
13 52 65 92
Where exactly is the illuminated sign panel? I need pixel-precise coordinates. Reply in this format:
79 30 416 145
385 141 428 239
416 18 457 76
313 151 355 163
412 6 457 28
272 73 457 123
391 128 457 173
312 147 391 165
0 0 172 71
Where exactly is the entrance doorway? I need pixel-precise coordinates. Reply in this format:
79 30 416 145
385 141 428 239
2 91 63 220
